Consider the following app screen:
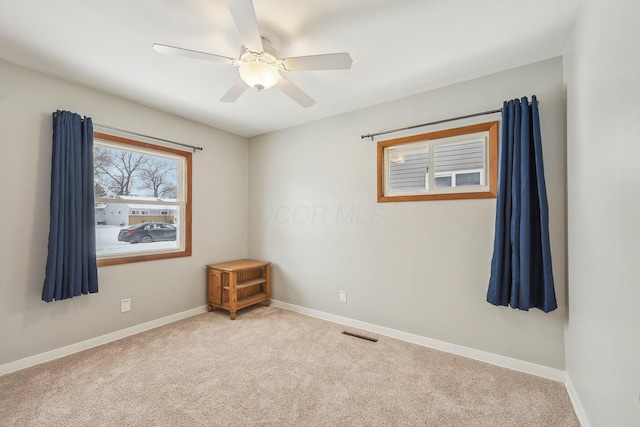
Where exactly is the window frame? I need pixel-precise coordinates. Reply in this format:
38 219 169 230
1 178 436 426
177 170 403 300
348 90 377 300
433 168 484 189
94 132 192 267
377 121 498 202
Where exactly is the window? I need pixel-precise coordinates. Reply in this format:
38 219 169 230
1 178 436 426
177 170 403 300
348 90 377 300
94 132 192 266
433 169 484 188
377 121 498 202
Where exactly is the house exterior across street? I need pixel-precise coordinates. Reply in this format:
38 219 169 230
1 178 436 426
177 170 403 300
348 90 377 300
96 196 177 226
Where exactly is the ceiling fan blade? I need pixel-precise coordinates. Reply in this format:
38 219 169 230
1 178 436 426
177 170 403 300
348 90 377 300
220 79 249 103
152 44 237 65
276 78 315 108
281 53 353 71
226 0 264 53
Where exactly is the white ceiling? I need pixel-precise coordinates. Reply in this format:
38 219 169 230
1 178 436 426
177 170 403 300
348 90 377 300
0 0 580 137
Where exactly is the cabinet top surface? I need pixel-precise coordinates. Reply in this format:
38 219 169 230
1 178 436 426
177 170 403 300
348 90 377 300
206 259 271 271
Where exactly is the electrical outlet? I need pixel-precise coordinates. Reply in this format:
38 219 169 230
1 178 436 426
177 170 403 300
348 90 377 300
121 298 131 312
339 291 347 303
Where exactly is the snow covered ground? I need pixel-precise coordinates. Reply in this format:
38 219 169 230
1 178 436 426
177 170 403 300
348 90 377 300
96 225 178 256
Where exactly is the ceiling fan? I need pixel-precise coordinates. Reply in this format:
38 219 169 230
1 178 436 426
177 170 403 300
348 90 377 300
152 0 353 108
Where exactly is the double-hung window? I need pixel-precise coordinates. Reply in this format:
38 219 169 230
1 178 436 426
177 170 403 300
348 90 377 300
94 132 192 266
377 122 498 202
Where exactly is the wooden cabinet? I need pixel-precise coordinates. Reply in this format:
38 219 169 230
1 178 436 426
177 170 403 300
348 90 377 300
206 259 271 320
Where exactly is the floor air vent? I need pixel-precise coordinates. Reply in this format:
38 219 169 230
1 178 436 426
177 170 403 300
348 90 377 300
342 331 378 342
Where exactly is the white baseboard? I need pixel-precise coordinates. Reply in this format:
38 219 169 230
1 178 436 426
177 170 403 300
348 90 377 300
271 300 567 382
3 300 582 421
565 375 590 427
2 300 567 383
0 305 208 377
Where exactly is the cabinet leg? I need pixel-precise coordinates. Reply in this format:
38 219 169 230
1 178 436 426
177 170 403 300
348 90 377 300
265 301 270 307
207 304 213 312
230 312 237 320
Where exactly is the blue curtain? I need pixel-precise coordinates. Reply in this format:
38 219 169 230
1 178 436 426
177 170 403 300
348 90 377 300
42 111 98 302
487 96 557 312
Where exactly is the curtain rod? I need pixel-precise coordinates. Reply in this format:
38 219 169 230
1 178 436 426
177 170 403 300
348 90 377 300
360 108 502 141
361 100 538 141
93 123 204 152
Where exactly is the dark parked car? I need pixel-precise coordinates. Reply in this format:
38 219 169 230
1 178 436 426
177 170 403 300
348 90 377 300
118 222 177 244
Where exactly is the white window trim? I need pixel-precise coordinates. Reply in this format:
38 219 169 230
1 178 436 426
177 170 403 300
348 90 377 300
384 133 489 197
432 168 484 189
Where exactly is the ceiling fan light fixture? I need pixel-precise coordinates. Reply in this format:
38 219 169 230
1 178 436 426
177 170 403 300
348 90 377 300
153 2 351 106
239 59 280 91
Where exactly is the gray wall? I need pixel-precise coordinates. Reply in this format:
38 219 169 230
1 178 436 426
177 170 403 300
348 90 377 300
564 0 640 425
4 4 639 421
0 59 248 366
248 57 567 369
0 53 570 380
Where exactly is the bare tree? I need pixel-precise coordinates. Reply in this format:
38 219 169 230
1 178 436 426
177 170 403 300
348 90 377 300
94 147 148 196
94 181 107 198
138 158 178 198
159 183 177 199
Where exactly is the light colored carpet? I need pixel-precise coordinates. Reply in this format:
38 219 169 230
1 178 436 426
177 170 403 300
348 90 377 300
0 306 579 426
